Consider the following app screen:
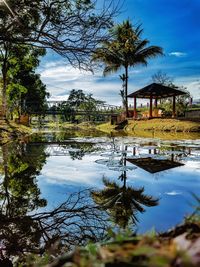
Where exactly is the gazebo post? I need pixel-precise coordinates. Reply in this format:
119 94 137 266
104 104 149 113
149 96 153 118
134 96 137 119
172 96 176 118
155 98 158 108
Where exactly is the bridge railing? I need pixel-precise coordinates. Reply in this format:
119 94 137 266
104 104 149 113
23 101 122 114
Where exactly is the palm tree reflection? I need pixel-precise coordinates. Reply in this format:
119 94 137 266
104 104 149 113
93 141 159 229
92 172 159 229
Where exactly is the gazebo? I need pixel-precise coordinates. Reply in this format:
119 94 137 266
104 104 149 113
127 83 188 119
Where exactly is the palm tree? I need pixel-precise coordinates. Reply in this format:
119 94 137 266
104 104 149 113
93 20 163 116
119 74 126 108
91 175 159 229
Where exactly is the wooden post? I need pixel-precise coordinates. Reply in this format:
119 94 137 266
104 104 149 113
149 96 153 118
134 97 137 119
172 96 176 118
133 146 136 156
155 98 158 108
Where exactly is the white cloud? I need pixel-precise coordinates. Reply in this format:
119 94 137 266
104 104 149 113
41 65 90 81
40 156 104 187
168 52 187 57
165 190 182 196
39 60 124 105
49 95 69 101
176 77 200 99
38 57 200 106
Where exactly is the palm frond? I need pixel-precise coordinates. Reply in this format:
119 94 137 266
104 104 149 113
136 46 163 59
103 64 121 76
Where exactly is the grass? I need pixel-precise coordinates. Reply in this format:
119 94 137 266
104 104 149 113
97 119 200 139
0 119 31 144
126 118 200 132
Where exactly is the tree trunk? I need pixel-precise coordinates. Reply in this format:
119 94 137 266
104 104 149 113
124 66 129 117
2 64 8 118
1 46 8 119
2 144 10 216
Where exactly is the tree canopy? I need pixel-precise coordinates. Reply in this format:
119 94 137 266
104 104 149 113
0 0 119 69
0 44 48 117
151 71 191 116
0 0 119 117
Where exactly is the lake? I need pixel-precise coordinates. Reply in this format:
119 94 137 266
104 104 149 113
0 129 200 253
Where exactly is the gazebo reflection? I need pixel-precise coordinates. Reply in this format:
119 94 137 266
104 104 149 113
127 157 184 174
93 145 159 228
128 145 184 174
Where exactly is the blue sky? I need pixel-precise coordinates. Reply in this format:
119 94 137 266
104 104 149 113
38 0 200 105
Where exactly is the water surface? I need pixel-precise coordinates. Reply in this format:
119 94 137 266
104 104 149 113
0 130 200 253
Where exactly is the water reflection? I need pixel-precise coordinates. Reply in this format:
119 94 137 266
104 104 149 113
0 141 47 254
91 175 158 229
94 139 187 174
92 146 159 228
0 141 108 255
0 132 200 256
127 145 185 173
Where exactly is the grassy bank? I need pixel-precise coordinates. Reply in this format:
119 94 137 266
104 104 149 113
5 118 199 142
97 119 200 139
0 120 31 144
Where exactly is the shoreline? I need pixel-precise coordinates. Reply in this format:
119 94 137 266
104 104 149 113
96 119 200 140
0 120 32 144
1 118 200 144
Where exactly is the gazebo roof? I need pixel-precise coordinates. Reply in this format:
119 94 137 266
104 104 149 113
127 83 187 99
127 157 184 174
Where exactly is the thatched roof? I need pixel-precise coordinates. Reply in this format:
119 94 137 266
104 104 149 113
127 83 187 99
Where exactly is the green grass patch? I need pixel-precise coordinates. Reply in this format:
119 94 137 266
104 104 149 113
0 120 31 144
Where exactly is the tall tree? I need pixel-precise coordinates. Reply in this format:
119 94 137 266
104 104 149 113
0 44 48 117
93 20 163 116
119 73 126 108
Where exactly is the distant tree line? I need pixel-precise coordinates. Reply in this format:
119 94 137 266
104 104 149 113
50 89 108 123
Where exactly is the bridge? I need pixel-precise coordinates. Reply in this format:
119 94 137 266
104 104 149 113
24 100 121 116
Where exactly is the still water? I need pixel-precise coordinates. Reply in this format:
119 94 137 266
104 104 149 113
0 130 200 253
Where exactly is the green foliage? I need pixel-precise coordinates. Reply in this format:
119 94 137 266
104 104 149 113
0 43 48 117
7 82 27 116
60 89 105 122
0 141 48 253
151 71 190 116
